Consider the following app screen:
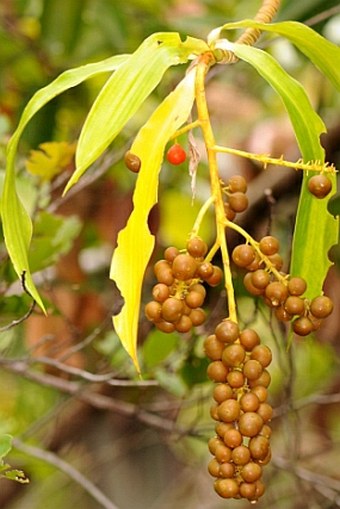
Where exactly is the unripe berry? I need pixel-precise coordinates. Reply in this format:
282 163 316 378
166 143 186 165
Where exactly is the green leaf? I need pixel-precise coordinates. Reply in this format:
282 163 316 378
142 329 178 369
66 33 208 193
228 42 338 297
0 435 12 461
1 54 128 310
216 20 340 91
110 68 197 372
29 212 82 272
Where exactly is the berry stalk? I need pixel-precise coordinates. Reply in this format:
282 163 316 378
195 54 237 323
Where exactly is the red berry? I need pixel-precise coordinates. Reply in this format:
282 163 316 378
166 143 187 165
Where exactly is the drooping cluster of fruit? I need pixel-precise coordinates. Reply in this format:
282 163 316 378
232 236 334 336
204 320 272 501
145 237 222 334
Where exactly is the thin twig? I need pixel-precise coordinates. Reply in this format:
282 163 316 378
0 360 186 435
0 301 36 332
12 438 120 509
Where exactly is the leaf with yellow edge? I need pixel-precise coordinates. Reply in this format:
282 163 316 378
110 68 197 372
26 141 76 181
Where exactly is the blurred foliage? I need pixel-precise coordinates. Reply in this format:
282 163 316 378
0 1 339 509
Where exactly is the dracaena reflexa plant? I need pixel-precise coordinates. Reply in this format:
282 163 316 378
1 0 339 500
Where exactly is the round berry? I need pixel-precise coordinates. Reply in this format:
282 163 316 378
243 359 263 381
124 151 141 173
204 335 224 361
207 361 228 382
251 269 270 290
284 295 305 316
186 237 208 258
222 343 246 367
166 143 187 165
228 192 248 213
241 462 262 483
155 320 176 333
175 315 192 333
249 436 270 461
164 246 179 263
145 301 162 322
232 244 255 268
161 297 183 322
213 383 234 403
224 202 237 221
217 399 241 423
239 329 260 351
292 316 314 336
219 462 235 479
224 428 242 448
232 445 251 466
308 174 332 198
243 272 264 296
265 281 288 307
227 370 245 388
240 392 260 412
215 443 233 463
228 174 247 193
288 277 307 296
310 295 333 319
250 345 272 368
215 320 239 343
152 283 170 303
214 478 239 498
197 261 214 280
189 307 206 326
206 265 223 286
259 235 280 256
154 260 174 285
172 254 197 280
208 458 221 477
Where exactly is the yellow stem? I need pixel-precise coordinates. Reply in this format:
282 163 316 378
195 54 237 322
191 195 215 238
170 120 202 140
213 145 337 174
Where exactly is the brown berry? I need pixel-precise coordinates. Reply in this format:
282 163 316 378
292 316 314 336
207 361 228 382
206 265 223 286
310 295 334 318
228 174 247 193
186 237 208 258
124 151 141 173
161 297 183 322
204 335 224 361
164 246 179 263
251 345 272 368
213 383 235 403
308 174 332 198
214 478 239 498
284 295 305 316
222 343 246 367
239 412 264 437
215 320 239 343
241 462 262 482
152 283 170 303
172 254 197 280
251 269 270 290
228 192 248 213
197 261 214 280
232 244 255 268
243 272 264 296
288 276 307 296
265 281 288 307
239 329 260 351
217 399 241 423
145 301 162 322
259 235 279 255
232 445 251 466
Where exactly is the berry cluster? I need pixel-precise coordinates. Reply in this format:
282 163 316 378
223 175 249 221
145 237 223 333
232 236 333 336
204 320 272 502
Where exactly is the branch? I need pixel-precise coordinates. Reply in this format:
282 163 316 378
0 360 185 435
12 438 119 509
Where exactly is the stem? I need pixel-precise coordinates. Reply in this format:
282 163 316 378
236 0 281 47
195 54 237 322
224 219 286 283
170 120 202 140
190 195 214 238
213 145 336 174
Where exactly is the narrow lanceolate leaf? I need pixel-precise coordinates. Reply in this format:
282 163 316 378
110 68 197 372
216 20 340 90
1 54 128 310
229 43 338 298
67 33 209 193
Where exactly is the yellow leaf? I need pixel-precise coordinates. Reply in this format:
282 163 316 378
110 68 197 373
26 141 76 181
